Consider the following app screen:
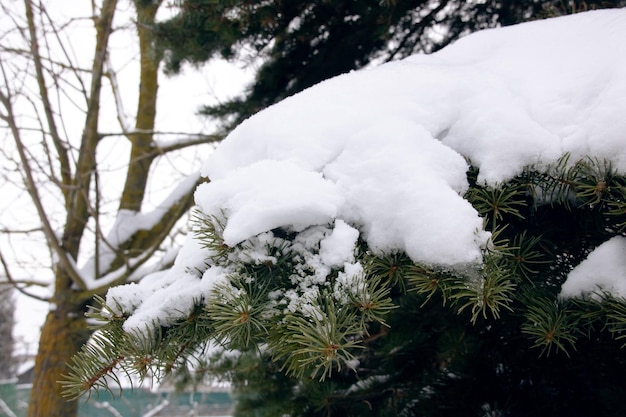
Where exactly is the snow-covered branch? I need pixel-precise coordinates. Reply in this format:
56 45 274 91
78 171 200 296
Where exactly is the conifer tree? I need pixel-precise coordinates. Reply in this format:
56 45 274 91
59 3 626 417
62 155 626 416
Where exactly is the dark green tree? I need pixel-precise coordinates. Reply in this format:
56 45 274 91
59 3 626 417
62 155 626 416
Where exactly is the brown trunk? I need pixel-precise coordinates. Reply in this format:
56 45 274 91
27 269 89 417
24 1 174 415
25 1 117 416
119 0 161 212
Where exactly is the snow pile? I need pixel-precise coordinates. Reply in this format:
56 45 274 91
105 238 228 330
198 9 626 264
560 236 626 299
107 9 626 330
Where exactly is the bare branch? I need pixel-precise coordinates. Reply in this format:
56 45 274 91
0 249 49 302
104 56 133 134
118 0 161 212
156 133 224 153
77 172 201 300
97 130 224 156
39 5 90 103
63 0 118 259
79 237 163 299
24 0 72 199
0 60 86 291
0 226 44 234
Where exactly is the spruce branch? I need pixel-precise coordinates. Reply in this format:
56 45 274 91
521 297 579 356
539 153 579 207
191 208 232 263
272 297 363 381
157 303 216 374
466 180 527 230
206 275 271 349
348 274 396 328
501 231 549 282
60 324 129 400
602 295 626 347
571 156 619 209
405 263 454 306
364 252 414 292
606 189 626 231
239 236 295 288
539 154 624 210
451 256 516 324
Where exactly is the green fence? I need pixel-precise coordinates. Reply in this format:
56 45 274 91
0 379 22 417
0 382 232 417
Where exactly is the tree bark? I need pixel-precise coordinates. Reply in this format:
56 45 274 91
27 269 90 417
120 0 162 212
18 0 196 415
26 1 118 416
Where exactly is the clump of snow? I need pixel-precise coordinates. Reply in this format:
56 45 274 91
105 237 226 331
106 9 626 329
333 262 366 305
560 236 626 299
199 9 626 268
319 219 359 268
194 160 343 245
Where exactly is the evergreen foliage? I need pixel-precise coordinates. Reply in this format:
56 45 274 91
63 155 626 415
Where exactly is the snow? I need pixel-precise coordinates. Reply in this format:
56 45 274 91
560 236 626 299
194 160 343 244
105 238 227 331
198 9 626 267
318 219 359 268
106 9 626 330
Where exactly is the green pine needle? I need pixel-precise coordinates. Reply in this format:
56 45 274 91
272 297 363 381
405 264 453 306
451 259 516 324
191 208 232 263
502 232 549 281
206 276 270 349
603 296 626 346
466 181 527 229
348 274 397 328
60 325 129 399
521 297 578 356
364 252 413 292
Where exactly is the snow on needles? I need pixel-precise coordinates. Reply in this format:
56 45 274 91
198 9 626 266
108 9 626 331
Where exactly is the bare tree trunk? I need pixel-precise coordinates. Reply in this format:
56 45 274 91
26 0 118 416
120 0 161 212
0 1 215 415
27 271 89 417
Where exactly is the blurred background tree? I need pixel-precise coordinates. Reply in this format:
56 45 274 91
0 1 220 416
0 286 15 382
